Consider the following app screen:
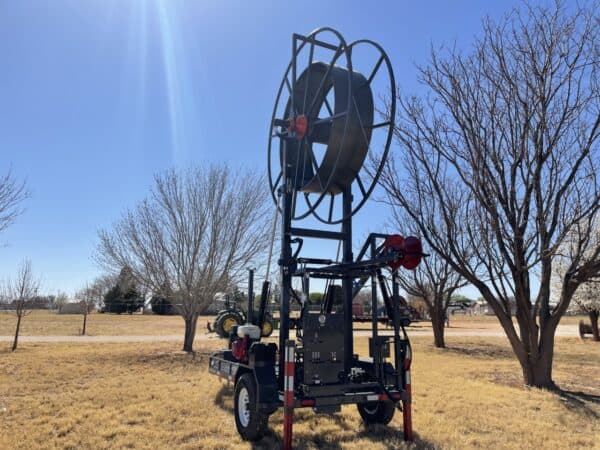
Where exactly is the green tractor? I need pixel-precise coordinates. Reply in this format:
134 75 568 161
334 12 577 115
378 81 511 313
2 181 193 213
208 293 274 339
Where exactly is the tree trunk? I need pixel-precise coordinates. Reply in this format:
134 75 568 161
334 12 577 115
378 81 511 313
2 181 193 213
431 310 446 348
12 314 22 351
82 313 87 336
514 330 556 389
183 315 198 352
589 311 599 342
496 309 558 389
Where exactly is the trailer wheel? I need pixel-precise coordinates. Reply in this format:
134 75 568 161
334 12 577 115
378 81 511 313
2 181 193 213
261 320 274 337
234 373 268 441
357 400 395 425
215 312 243 338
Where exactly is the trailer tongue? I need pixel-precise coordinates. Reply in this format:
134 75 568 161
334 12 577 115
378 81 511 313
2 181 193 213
208 27 423 448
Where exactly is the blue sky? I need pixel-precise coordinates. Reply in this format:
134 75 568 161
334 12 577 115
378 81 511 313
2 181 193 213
0 0 534 297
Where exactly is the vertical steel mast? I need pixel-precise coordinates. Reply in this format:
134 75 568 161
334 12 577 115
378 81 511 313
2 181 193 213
277 139 293 388
209 26 422 448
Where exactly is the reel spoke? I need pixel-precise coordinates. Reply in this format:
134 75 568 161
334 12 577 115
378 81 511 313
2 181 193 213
367 55 385 84
302 37 315 116
311 111 347 126
284 77 292 94
368 121 391 129
309 148 324 190
323 97 334 116
356 173 367 197
309 111 348 144
308 45 343 114
272 171 283 191
291 39 297 114
291 188 298 217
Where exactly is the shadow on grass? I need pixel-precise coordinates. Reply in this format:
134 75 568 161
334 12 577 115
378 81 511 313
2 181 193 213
214 382 438 449
249 427 437 450
555 388 600 419
107 348 213 370
442 344 514 360
276 425 440 450
214 384 234 414
250 428 282 450
0 344 34 355
443 326 489 330
290 426 438 450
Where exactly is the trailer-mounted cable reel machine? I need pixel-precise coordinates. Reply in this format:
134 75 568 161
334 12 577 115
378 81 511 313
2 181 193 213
209 27 425 448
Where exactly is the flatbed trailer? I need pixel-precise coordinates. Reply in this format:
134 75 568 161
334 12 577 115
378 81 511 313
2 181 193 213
209 347 409 409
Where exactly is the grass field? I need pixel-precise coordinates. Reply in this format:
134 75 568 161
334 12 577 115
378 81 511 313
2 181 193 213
1 335 598 449
0 310 587 337
0 311 191 337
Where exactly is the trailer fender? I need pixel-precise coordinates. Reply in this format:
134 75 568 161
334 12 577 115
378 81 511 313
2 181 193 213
250 343 278 414
254 367 278 414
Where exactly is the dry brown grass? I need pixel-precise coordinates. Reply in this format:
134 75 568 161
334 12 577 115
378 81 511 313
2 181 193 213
1 336 598 449
444 314 587 326
0 311 208 337
2 311 584 339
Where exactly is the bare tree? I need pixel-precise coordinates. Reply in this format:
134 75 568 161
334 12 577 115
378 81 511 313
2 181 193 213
96 165 272 352
54 291 69 312
90 273 117 311
379 2 600 388
1 260 40 351
0 169 28 235
75 282 103 336
394 249 466 348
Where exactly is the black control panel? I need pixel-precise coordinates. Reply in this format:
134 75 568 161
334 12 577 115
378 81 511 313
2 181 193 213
302 311 345 385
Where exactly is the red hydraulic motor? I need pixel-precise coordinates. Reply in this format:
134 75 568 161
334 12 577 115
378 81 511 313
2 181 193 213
231 324 262 362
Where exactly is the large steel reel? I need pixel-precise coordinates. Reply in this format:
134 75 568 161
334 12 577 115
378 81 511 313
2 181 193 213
268 28 395 224
282 62 373 195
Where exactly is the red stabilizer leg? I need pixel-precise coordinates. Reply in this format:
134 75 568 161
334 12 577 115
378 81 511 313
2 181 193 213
403 345 413 442
283 340 295 450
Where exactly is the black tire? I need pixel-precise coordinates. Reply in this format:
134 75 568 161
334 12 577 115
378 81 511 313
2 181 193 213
261 319 274 337
211 311 225 332
215 311 243 338
357 400 395 425
234 373 269 441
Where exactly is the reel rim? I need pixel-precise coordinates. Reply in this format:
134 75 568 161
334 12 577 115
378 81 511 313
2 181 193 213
267 27 353 220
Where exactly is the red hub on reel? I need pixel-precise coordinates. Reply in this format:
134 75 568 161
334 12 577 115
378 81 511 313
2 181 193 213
383 234 423 270
286 114 308 139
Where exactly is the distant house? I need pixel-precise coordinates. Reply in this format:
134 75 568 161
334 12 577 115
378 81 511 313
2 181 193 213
472 297 517 316
473 300 493 315
59 302 94 314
